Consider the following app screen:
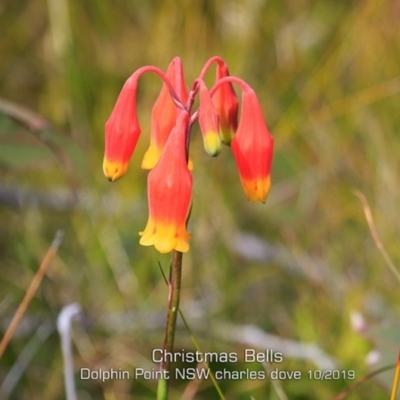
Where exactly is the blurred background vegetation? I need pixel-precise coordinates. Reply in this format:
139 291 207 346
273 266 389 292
1 0 400 399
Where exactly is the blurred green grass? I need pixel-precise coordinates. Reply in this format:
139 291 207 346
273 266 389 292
1 0 400 399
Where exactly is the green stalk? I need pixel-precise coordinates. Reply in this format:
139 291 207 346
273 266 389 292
157 250 183 400
178 310 226 400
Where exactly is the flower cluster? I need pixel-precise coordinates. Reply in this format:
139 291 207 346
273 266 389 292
103 56 274 254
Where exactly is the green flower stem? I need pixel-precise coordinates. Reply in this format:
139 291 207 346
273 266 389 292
157 250 183 400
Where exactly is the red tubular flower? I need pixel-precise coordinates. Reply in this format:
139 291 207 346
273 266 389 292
103 75 141 181
198 80 221 156
141 57 188 170
212 62 239 145
139 111 192 253
231 86 274 203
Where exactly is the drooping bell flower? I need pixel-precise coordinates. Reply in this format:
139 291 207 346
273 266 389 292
139 111 192 253
212 62 239 145
231 86 274 203
198 80 221 156
103 76 141 181
141 57 188 170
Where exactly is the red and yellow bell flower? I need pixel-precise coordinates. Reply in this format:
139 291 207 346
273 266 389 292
103 76 141 182
231 85 274 203
139 111 192 253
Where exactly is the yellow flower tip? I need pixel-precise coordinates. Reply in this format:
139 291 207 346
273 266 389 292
242 175 272 203
141 145 162 170
139 221 190 254
203 132 222 157
103 159 129 182
219 128 235 146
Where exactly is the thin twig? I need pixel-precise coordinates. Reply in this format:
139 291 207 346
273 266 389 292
178 310 226 400
0 230 64 359
334 364 395 400
353 190 400 284
0 96 79 197
0 96 50 132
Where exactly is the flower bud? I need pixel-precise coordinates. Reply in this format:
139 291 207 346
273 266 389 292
103 76 141 182
213 62 239 145
198 80 221 156
231 86 274 203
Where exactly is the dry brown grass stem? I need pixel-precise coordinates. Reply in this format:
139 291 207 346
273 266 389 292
353 190 400 284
